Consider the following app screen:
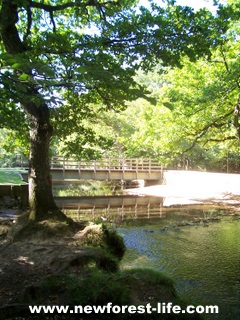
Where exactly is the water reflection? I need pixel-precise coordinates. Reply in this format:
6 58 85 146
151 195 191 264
57 196 164 221
119 213 240 320
59 194 229 223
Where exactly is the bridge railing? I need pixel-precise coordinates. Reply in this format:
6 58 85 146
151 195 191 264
50 157 163 172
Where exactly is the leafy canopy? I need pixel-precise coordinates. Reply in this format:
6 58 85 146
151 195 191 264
97 16 240 171
0 0 237 157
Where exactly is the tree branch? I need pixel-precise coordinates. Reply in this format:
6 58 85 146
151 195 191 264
218 46 240 142
173 110 235 155
30 0 120 13
49 10 56 33
28 0 120 32
204 136 236 143
0 0 26 53
93 86 113 108
23 4 32 41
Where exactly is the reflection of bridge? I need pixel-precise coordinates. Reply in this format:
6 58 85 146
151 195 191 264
54 195 163 209
54 195 164 221
50 157 163 182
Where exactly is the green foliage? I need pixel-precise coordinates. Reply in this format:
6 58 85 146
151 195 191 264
97 18 240 171
0 0 238 160
0 129 29 170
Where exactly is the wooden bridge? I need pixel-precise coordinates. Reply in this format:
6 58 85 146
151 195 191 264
49 157 163 183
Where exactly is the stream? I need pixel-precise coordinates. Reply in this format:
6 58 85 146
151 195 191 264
53 179 240 319
118 209 240 320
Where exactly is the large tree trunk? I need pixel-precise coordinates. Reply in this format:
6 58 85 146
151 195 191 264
25 102 60 221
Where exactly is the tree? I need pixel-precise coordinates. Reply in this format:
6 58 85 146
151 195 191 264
0 0 234 221
97 36 240 171
156 20 240 170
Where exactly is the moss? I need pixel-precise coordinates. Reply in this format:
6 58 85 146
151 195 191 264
7 212 80 241
102 223 126 259
73 224 126 260
24 269 201 319
95 251 119 272
64 273 131 306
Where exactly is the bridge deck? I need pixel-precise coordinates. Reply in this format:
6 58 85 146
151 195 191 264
19 158 163 182
50 157 163 181
51 168 162 181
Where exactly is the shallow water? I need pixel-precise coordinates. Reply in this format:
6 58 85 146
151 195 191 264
118 210 240 320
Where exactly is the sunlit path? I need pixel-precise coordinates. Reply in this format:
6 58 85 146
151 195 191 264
126 170 240 206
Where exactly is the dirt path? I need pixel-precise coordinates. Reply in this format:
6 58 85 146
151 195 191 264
126 170 240 207
0 221 118 317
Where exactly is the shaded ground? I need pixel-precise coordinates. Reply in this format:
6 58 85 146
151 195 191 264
0 220 122 319
0 219 196 320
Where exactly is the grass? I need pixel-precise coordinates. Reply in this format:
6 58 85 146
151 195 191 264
0 169 27 184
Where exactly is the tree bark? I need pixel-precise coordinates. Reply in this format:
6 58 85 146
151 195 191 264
25 102 60 220
233 94 240 142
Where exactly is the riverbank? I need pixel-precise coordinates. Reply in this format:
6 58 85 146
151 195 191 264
0 219 201 320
